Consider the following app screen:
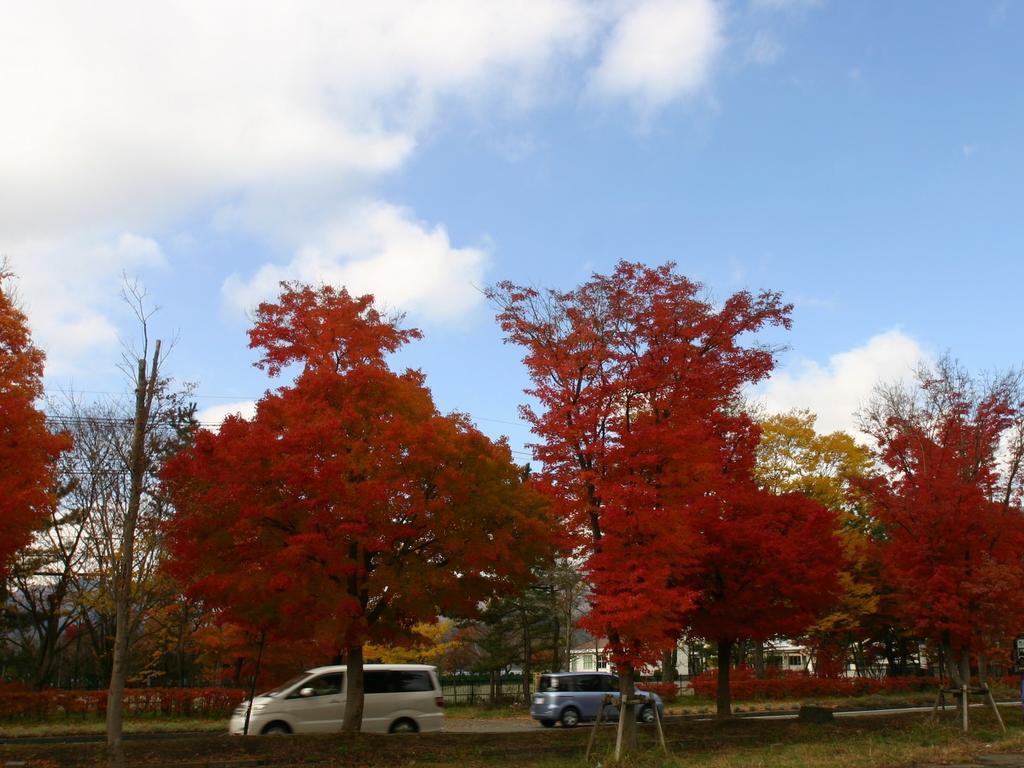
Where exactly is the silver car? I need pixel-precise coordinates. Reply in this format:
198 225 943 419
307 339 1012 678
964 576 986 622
530 672 664 728
229 664 444 735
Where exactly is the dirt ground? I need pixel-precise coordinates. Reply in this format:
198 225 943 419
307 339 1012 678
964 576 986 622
0 714 964 768
4 711 1024 768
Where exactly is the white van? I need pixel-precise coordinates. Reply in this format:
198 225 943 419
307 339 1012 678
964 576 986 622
229 664 444 735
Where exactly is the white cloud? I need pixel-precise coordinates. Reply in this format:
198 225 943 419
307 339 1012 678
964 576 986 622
5 233 166 375
222 202 488 323
589 0 724 111
0 0 762 372
747 31 784 65
754 329 930 436
0 1 595 370
196 400 258 429
751 0 821 10
0 1 596 242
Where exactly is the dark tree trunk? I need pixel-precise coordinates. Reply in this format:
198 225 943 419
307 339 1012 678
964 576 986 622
717 638 734 720
521 611 532 701
752 641 766 679
107 345 160 767
552 617 561 673
341 644 364 733
662 646 678 684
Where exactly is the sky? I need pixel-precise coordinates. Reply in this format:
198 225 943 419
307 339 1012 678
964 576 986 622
2 0 1022 460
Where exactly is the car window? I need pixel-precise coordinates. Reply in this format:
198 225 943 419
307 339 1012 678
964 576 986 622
364 671 390 694
395 671 432 692
288 672 343 698
364 670 434 693
576 675 603 692
603 675 620 692
538 675 559 692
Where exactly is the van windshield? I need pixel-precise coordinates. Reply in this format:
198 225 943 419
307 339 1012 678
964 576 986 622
262 673 311 697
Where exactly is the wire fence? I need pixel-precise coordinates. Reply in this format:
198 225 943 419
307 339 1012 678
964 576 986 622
439 675 527 705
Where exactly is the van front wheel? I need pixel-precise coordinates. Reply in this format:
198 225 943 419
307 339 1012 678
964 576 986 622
389 718 419 734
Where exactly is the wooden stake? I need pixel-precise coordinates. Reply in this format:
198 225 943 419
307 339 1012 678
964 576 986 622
586 694 610 762
650 694 669 755
614 695 627 762
962 684 969 733
984 687 1006 734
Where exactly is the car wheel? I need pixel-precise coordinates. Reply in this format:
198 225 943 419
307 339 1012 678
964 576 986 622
261 722 291 735
560 707 581 728
639 706 656 724
539 719 556 728
389 718 419 734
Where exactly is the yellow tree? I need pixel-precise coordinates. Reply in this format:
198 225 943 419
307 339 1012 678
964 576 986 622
364 619 460 667
755 410 878 676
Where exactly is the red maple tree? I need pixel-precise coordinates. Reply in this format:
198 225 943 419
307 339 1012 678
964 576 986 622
0 269 69 577
489 261 795 741
162 283 552 732
683 477 842 717
859 358 1024 691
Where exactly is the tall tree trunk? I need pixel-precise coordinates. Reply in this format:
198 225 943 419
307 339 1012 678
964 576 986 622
717 638 734 720
552 617 561 673
106 344 160 766
752 641 766 679
242 631 266 736
521 612 532 702
662 645 679 685
341 643 365 733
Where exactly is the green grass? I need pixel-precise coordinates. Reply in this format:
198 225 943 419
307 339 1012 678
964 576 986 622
0 716 226 738
444 702 531 719
3 708 1024 767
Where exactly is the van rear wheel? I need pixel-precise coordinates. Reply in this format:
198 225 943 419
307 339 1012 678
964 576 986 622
261 722 291 735
560 707 580 728
389 718 419 734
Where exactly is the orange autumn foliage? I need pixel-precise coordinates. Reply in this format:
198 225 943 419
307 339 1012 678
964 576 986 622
0 270 69 576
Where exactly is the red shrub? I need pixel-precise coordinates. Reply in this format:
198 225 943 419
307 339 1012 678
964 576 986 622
0 688 245 721
638 682 680 702
690 668 933 701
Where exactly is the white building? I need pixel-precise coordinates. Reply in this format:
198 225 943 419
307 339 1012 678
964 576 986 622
567 637 691 679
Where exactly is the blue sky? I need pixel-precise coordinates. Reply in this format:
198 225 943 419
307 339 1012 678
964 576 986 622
2 0 1021 457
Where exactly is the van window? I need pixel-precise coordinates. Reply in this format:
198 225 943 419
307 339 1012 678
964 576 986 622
364 670 433 694
395 671 433 692
538 675 559 692
288 672 343 698
603 676 620 692
575 675 603 692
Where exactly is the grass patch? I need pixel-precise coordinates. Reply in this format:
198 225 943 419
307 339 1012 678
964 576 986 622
667 687 1019 715
444 703 531 720
3 708 1023 767
0 716 226 738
